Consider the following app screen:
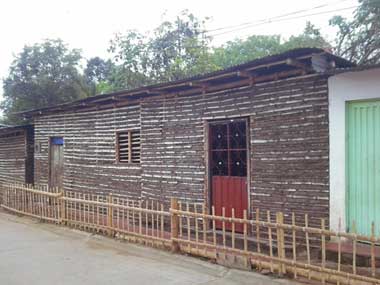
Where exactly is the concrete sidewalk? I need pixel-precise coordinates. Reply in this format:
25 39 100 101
0 211 301 285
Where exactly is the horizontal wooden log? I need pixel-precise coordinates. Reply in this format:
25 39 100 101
33 73 330 225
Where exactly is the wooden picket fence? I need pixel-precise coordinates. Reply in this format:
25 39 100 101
1 183 62 222
62 190 172 247
1 183 380 285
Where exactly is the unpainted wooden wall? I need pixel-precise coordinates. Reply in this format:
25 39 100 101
0 127 33 185
34 73 329 226
34 104 141 199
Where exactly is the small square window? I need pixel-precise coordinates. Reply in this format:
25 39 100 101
116 130 140 163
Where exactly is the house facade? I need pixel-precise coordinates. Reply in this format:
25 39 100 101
32 73 329 227
17 48 380 234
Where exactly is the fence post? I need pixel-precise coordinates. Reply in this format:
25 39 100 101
170 198 180 252
0 183 3 206
108 194 114 237
59 190 66 225
276 212 286 276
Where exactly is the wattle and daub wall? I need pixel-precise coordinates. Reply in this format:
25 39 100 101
34 74 329 226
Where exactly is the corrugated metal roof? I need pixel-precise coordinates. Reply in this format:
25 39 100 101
17 47 355 117
0 124 32 135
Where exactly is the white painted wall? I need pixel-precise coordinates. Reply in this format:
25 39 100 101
328 68 380 232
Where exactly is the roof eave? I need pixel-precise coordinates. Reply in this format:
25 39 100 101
16 48 355 118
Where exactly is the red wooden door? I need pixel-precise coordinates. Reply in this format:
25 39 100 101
209 120 248 232
212 176 247 232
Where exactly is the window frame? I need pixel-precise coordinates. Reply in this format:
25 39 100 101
208 118 248 177
115 129 141 164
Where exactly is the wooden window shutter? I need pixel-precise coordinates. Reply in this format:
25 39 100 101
130 130 141 163
116 130 140 163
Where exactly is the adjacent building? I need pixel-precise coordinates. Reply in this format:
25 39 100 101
0 125 34 185
328 65 380 235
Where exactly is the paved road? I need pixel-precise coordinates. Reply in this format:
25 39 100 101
0 211 300 285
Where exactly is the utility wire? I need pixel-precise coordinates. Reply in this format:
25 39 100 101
208 5 358 37
206 0 352 33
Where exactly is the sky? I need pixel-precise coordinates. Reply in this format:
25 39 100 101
0 0 358 112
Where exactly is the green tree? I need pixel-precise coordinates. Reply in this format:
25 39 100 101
147 10 215 81
84 57 114 95
107 30 154 90
106 14 332 91
282 21 331 50
210 22 330 69
106 64 151 92
108 10 216 89
1 39 89 124
108 30 152 90
330 0 380 64
84 57 113 83
210 35 283 68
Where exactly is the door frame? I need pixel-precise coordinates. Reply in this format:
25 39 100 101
204 117 251 217
48 136 64 188
345 99 380 233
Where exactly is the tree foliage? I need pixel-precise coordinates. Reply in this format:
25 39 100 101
330 0 380 64
210 22 329 68
1 39 89 124
210 35 284 68
106 15 330 90
2 3 377 123
84 57 114 95
147 11 215 81
107 10 216 90
282 22 331 51
108 30 151 89
84 57 113 84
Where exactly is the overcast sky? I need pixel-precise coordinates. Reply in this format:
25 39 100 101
0 0 358 109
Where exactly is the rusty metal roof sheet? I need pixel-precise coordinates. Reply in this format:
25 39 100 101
17 47 354 117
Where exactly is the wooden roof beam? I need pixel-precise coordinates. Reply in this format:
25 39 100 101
237 70 257 86
36 106 64 115
197 72 236 83
188 81 209 94
189 81 208 88
285 58 311 73
112 96 122 101
236 70 252 78
113 89 162 101
145 89 163 95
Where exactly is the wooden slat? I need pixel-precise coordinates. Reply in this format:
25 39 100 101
305 214 311 280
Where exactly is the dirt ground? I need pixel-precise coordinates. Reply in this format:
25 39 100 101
0 210 302 285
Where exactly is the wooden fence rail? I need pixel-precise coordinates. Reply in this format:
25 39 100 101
1 183 379 285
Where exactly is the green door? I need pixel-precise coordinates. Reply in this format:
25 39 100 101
347 100 380 236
